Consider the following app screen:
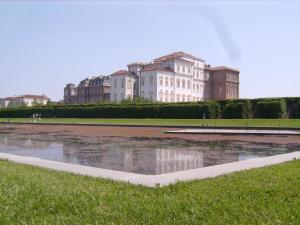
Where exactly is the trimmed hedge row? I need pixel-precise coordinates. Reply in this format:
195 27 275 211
0 97 299 119
0 102 220 119
255 100 287 119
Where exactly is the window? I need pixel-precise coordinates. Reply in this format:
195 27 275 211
188 67 191 74
127 79 132 89
182 66 185 73
187 80 191 89
165 91 169 102
176 94 180 102
121 80 124 88
177 65 180 72
176 78 180 88
170 77 174 87
197 84 199 91
182 79 185 88
165 77 169 86
159 76 163 86
159 90 163 102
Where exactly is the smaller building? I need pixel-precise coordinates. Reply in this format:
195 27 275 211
0 95 49 108
0 98 10 109
64 75 110 105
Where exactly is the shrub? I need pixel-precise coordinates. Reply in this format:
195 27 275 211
255 99 287 118
0 102 220 119
222 101 251 119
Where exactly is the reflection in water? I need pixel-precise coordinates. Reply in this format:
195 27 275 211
0 134 297 175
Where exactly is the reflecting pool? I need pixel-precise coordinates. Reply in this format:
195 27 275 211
0 133 298 175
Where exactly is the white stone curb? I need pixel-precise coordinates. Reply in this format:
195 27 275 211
165 129 300 135
1 151 299 187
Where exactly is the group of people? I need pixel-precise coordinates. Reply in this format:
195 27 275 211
31 113 42 123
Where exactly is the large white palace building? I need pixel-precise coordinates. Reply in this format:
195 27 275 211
110 51 239 103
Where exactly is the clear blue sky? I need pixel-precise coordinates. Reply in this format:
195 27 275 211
0 0 299 101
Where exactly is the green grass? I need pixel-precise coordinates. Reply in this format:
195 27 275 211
0 160 299 224
1 118 300 128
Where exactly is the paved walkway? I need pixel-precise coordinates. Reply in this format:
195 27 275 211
165 129 300 135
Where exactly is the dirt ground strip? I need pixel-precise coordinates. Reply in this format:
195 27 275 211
1 124 300 145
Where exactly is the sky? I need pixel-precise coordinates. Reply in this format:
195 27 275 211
0 0 299 101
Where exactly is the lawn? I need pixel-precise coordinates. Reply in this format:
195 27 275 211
0 159 299 225
1 118 300 128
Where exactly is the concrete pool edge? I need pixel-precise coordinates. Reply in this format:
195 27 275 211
165 129 300 136
0 151 299 187
2 122 300 131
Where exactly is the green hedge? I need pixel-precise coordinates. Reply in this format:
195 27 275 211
255 100 287 118
222 100 251 119
1 97 300 119
0 102 220 119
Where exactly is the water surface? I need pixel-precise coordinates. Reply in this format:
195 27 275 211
0 133 297 175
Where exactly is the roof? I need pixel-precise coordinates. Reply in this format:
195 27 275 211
110 70 138 78
4 95 48 100
110 70 131 76
66 83 76 88
206 66 240 73
141 63 173 73
21 95 49 99
153 51 204 63
127 62 145 67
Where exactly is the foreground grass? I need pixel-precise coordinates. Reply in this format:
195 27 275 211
0 160 299 224
1 118 300 128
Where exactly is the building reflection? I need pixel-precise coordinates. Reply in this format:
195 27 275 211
62 145 240 175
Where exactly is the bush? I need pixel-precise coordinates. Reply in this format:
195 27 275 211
255 99 287 118
222 101 251 119
158 102 219 119
0 102 220 119
4 97 300 119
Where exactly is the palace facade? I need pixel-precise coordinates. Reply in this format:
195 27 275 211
110 52 239 102
64 52 239 104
